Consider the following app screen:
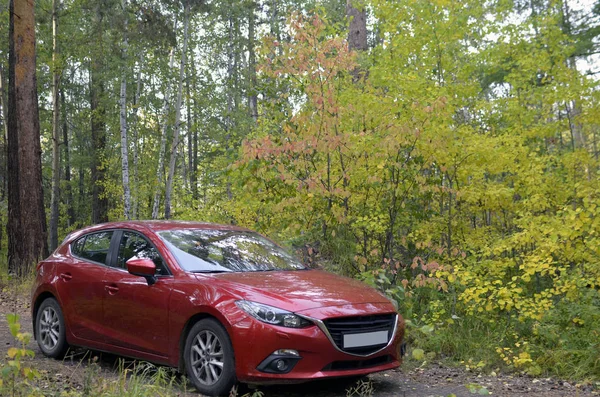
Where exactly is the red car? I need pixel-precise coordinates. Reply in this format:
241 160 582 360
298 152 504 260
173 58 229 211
32 221 405 396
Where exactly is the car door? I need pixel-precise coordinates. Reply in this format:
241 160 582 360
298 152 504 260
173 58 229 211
102 230 173 358
55 231 112 342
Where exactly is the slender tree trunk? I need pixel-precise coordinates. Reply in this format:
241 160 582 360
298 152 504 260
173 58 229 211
131 53 143 219
152 47 175 219
61 89 75 227
119 0 131 219
0 63 8 200
90 4 108 224
50 0 61 251
0 64 7 140
562 1 585 150
0 64 6 253
191 54 199 201
165 0 190 219
186 65 194 194
248 1 258 122
7 0 49 276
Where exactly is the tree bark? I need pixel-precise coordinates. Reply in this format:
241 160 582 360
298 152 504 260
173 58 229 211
119 0 131 220
61 88 75 227
0 64 7 141
347 0 368 52
131 52 143 219
7 0 49 276
248 0 258 123
151 47 175 219
165 0 190 219
50 0 61 251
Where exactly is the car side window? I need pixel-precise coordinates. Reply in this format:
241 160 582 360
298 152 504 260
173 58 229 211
117 231 169 275
75 231 113 265
71 236 86 256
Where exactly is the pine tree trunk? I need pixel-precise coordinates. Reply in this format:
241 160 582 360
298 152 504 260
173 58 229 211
347 0 368 51
61 89 75 227
0 64 7 141
151 47 175 219
0 64 6 253
165 0 190 219
50 0 61 251
7 0 49 276
119 0 131 220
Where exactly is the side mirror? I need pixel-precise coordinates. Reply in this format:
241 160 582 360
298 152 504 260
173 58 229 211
126 258 157 286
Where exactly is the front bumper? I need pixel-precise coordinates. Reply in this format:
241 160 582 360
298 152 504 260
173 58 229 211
230 304 405 383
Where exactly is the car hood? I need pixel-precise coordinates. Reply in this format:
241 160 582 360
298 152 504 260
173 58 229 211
198 269 391 312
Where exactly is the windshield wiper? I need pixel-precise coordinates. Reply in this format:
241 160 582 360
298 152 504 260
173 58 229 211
192 270 232 274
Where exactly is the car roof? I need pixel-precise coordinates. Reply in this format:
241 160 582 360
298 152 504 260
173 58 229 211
63 220 251 243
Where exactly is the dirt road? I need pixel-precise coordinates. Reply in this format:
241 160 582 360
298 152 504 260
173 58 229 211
0 289 597 397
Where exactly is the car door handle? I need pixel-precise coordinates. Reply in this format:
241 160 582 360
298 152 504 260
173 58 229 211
105 285 119 294
59 273 72 281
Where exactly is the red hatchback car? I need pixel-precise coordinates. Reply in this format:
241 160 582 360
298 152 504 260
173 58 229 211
31 221 405 396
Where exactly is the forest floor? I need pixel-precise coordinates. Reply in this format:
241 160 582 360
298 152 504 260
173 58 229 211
0 288 598 397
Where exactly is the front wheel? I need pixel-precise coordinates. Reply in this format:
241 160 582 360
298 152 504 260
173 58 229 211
183 318 236 396
35 298 68 358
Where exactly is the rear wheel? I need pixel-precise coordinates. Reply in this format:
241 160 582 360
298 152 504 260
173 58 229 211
184 318 236 396
35 298 68 358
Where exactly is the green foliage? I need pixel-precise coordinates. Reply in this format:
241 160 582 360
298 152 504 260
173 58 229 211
2 0 599 385
228 1 600 381
1 314 41 396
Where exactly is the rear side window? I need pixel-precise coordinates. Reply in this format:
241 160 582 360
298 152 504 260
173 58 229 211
72 231 113 265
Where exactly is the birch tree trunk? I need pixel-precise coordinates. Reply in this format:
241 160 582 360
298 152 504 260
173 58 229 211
248 1 258 123
119 0 131 220
131 53 143 219
50 0 61 250
151 47 175 219
164 0 190 219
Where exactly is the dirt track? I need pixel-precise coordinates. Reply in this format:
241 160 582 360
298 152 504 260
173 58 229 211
1 288 597 397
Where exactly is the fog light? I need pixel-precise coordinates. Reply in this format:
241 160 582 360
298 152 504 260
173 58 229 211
274 359 288 371
274 349 299 356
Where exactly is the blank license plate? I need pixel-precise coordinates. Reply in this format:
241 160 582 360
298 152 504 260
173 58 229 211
343 331 388 348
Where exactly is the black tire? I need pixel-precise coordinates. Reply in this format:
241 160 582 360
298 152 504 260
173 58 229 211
35 298 68 358
183 318 236 396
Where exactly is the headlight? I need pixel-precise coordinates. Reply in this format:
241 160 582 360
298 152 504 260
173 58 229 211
235 300 312 328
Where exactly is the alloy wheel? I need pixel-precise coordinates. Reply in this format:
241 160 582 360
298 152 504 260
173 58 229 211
39 306 61 351
190 330 225 386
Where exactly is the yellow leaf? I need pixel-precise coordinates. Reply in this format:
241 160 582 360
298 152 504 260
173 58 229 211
7 347 18 359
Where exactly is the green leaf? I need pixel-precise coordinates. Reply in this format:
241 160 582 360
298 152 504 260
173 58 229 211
412 348 425 361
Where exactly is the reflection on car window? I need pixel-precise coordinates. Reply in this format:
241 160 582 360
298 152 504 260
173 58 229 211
76 231 113 264
158 230 305 273
117 231 168 275
71 236 85 256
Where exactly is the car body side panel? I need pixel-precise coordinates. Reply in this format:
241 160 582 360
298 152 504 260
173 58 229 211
54 256 107 342
102 269 173 358
165 275 249 367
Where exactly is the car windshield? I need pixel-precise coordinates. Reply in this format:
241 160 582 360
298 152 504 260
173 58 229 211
158 229 306 273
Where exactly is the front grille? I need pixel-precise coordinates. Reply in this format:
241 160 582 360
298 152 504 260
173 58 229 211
322 355 393 371
323 314 396 355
